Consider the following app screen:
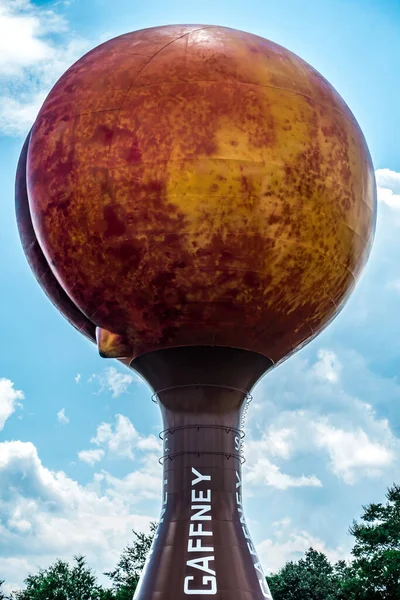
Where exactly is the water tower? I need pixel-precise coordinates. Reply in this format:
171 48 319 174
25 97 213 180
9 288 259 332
16 25 376 599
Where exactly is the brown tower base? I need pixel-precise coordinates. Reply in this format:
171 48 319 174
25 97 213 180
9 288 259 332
131 347 274 600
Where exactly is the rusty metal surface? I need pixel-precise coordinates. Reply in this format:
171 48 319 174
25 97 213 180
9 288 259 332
15 132 96 343
22 24 376 366
132 347 273 599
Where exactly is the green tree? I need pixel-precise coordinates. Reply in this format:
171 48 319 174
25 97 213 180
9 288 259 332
0 580 9 600
12 556 110 600
105 522 156 599
266 548 346 600
341 484 400 600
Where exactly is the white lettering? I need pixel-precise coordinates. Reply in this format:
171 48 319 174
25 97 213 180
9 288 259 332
192 489 212 502
259 577 273 599
189 523 213 537
160 478 168 523
247 541 257 556
254 561 265 575
184 575 217 595
242 524 252 540
191 505 212 521
186 556 216 576
188 538 214 552
192 467 211 486
185 468 217 595
238 506 246 525
235 471 273 599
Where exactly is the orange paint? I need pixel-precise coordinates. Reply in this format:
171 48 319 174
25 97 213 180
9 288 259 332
20 25 376 366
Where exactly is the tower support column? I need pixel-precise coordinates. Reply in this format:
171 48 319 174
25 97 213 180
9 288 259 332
132 347 273 600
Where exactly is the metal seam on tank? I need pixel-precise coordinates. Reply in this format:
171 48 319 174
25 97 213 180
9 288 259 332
102 26 218 199
21 167 86 311
254 288 338 337
98 51 155 59
48 25 218 88
301 322 315 339
31 107 374 211
85 282 343 337
51 218 360 326
45 74 360 133
354 175 363 254
67 252 357 329
307 322 315 335
123 77 361 129
17 143 96 343
109 28 362 136
25 238 96 339
184 29 189 73
102 157 373 203
356 161 377 245
76 261 354 281
68 261 357 331
80 24 361 131
31 141 374 219
91 204 372 248
102 173 375 228
255 320 314 356
88 305 107 324
77 231 361 279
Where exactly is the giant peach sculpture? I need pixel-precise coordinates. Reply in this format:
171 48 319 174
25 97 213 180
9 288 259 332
16 25 376 599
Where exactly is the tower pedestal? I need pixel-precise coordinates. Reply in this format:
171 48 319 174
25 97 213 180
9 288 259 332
132 347 273 600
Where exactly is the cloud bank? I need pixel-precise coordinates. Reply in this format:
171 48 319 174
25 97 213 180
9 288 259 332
0 0 89 135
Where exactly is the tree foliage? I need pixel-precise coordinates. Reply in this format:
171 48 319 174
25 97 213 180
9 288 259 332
0 580 9 600
267 484 400 599
267 548 347 600
11 556 107 600
104 522 156 599
341 484 400 599
8 524 156 600
5 484 400 599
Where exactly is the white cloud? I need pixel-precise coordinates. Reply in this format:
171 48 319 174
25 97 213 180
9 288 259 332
95 368 136 398
0 378 24 431
0 440 159 590
78 449 105 466
375 169 400 209
245 431 322 490
246 404 396 487
0 556 35 597
57 408 69 425
375 168 400 192
0 0 89 135
245 455 322 490
0 91 46 134
312 349 342 383
91 415 138 459
89 414 161 460
264 427 295 459
0 0 66 76
313 421 394 484
103 470 161 502
250 342 400 484
136 435 163 453
256 521 348 574
75 374 81 384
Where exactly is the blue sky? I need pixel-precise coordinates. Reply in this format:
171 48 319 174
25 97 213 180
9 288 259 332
1 0 400 593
